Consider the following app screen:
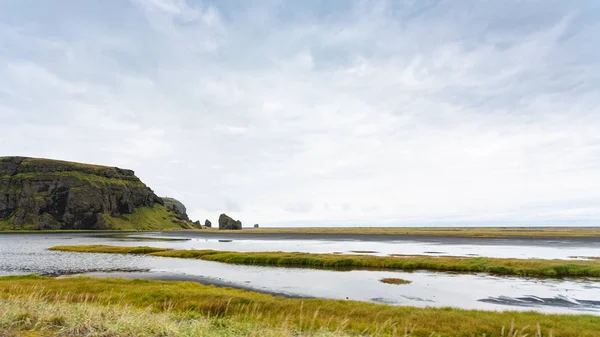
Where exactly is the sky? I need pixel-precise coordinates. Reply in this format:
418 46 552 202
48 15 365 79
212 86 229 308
1 0 599 227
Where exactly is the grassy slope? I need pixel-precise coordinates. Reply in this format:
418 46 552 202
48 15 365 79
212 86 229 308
0 205 193 231
213 227 600 238
101 204 194 231
50 245 600 278
1 276 598 337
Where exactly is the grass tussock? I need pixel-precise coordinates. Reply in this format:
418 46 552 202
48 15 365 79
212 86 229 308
50 245 600 279
1 276 597 336
380 278 412 285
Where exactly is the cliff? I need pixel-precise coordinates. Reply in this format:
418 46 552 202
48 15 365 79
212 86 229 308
162 197 189 221
0 157 194 230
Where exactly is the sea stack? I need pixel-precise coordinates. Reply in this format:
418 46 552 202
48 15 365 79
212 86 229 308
218 213 242 230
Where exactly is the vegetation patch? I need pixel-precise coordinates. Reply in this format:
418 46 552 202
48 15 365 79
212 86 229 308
102 204 194 231
49 245 169 254
50 245 600 279
380 277 412 285
0 275 598 336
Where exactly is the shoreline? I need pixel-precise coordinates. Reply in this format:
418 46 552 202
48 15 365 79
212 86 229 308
2 226 599 239
161 230 600 244
65 270 309 299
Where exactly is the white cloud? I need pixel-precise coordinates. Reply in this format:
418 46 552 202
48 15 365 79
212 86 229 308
0 0 599 226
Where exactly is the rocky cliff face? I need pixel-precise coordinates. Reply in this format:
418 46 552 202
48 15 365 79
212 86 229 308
0 157 191 230
161 197 189 221
218 213 242 230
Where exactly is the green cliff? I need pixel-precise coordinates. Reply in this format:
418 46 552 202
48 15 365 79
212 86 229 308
0 157 194 230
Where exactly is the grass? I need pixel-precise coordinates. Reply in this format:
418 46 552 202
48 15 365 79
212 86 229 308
380 278 412 285
210 227 600 238
51 245 169 254
101 204 195 231
1 275 598 336
50 245 600 279
4 171 144 189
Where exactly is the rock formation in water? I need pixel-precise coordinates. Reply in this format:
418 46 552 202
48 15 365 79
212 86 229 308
218 213 242 230
161 197 189 221
254 224 259 228
0 156 194 230
205 219 212 228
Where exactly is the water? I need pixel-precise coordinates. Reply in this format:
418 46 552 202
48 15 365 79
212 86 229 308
0 233 598 315
142 231 600 260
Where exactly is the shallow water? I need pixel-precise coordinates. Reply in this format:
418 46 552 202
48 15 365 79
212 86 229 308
0 233 598 315
139 231 600 260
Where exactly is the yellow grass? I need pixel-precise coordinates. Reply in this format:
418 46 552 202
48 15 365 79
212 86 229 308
380 278 412 285
1 276 598 336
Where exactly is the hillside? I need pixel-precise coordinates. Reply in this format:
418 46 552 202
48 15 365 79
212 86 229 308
0 157 194 230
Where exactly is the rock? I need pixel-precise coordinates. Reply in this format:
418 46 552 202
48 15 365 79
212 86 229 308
254 224 259 228
0 156 191 230
218 213 242 230
161 197 189 221
205 219 212 228
193 220 202 228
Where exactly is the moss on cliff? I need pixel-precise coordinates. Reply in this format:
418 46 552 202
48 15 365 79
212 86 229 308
5 171 146 189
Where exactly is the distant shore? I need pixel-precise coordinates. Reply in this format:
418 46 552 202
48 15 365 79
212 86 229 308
2 226 600 239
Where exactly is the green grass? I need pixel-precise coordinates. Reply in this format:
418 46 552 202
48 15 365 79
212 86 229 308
51 245 170 254
3 171 144 189
380 278 412 285
211 227 600 238
50 245 600 279
0 276 598 336
101 204 194 231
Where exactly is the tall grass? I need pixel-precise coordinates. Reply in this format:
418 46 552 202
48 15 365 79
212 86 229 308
0 292 345 336
0 295 559 337
50 245 600 278
0 276 598 336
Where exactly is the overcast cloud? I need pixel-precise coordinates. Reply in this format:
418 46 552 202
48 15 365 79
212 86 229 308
1 0 599 226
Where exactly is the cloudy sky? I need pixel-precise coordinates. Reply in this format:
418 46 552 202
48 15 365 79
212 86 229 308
1 1 599 227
